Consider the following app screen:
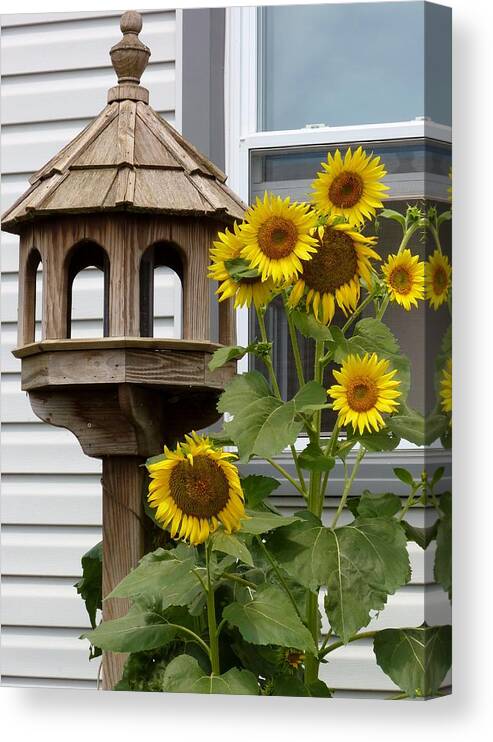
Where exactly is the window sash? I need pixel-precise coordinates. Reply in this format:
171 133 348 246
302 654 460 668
224 6 451 449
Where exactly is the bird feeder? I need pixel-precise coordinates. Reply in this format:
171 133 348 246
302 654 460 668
1 10 245 688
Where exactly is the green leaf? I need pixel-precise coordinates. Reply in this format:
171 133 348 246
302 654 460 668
223 585 317 654
145 452 166 466
211 530 253 567
388 410 449 447
298 442 335 473
379 208 406 229
387 412 425 446
81 607 178 653
240 474 280 509
393 467 415 487
434 513 452 598
217 371 271 416
268 512 332 592
437 210 452 227
224 396 303 462
401 520 438 550
431 466 445 487
373 625 452 698
109 549 201 608
357 490 402 518
271 675 332 697
291 310 332 341
293 381 328 412
208 344 250 371
240 510 300 535
162 655 259 695
74 541 102 629
324 518 411 642
349 429 400 452
224 257 261 281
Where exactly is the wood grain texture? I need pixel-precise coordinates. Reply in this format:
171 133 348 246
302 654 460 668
101 456 145 689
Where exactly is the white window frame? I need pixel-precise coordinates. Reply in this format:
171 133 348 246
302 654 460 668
224 6 451 448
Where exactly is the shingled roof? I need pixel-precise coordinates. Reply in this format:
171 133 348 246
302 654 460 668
2 11 245 235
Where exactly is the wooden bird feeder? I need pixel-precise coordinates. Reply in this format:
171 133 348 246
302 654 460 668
1 10 245 689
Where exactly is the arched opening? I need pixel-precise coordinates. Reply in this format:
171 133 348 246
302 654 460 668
23 247 42 344
66 241 109 339
140 242 183 338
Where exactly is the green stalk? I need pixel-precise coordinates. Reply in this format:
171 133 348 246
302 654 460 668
319 630 377 659
304 339 325 685
341 286 379 335
331 446 366 528
284 297 306 387
205 541 220 675
266 457 307 499
256 305 306 492
256 537 305 623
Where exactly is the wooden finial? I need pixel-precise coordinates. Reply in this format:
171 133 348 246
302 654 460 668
108 10 150 103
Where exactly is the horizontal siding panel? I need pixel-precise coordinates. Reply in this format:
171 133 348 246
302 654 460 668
0 234 19 273
319 639 452 692
1 63 175 125
1 12 176 76
0 426 102 473
1 473 102 525
1 676 96 689
0 627 99 680
1 118 92 173
2 525 102 576
1 576 450 632
0 628 451 691
2 576 93 628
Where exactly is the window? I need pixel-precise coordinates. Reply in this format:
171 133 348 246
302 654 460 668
257 2 451 131
225 4 452 437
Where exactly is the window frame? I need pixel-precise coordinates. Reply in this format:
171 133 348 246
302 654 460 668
224 5 452 448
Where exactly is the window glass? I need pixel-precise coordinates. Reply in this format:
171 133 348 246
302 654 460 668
258 2 451 131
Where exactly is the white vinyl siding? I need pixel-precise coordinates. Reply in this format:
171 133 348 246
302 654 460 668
1 10 179 688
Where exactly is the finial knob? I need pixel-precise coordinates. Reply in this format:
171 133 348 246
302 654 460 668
110 10 150 87
120 10 142 34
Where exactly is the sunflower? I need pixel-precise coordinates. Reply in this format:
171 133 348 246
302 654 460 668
240 193 318 283
328 353 402 434
208 222 275 309
146 432 245 546
311 146 388 226
425 250 451 310
287 220 380 324
382 249 425 310
440 358 452 415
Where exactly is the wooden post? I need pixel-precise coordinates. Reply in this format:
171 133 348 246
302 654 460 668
101 456 146 689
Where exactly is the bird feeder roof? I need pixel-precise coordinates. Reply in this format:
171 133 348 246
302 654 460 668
2 11 246 235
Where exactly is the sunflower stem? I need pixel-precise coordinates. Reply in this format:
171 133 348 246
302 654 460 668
331 446 366 528
205 540 221 675
222 572 257 590
266 457 307 499
341 287 379 335
256 537 306 624
284 296 306 387
256 305 306 492
304 339 325 686
319 630 377 659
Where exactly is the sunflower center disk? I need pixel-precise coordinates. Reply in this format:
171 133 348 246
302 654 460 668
169 455 230 519
329 171 364 208
257 216 298 258
302 227 358 294
390 266 412 295
347 379 379 412
433 267 448 295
